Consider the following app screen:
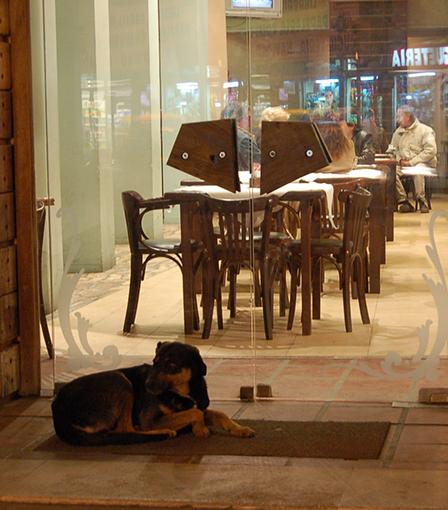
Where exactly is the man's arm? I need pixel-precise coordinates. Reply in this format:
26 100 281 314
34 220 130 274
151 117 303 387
409 128 437 167
356 132 376 165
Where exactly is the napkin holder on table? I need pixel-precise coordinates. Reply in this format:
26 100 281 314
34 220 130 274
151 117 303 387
167 119 240 193
260 121 332 195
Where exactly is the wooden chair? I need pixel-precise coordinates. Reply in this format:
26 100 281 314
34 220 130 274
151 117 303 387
121 191 204 333
199 194 280 340
250 201 298 315
314 178 365 239
400 172 437 210
313 178 369 297
286 187 372 333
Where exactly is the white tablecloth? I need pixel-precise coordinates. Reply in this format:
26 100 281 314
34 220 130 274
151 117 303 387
175 181 335 228
400 166 438 177
300 168 384 182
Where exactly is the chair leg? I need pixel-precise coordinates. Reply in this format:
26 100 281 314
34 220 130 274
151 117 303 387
123 254 143 333
228 267 237 318
216 280 224 330
278 252 289 317
342 260 353 333
191 256 202 331
193 290 200 331
39 284 54 359
355 259 370 325
287 256 299 330
261 258 273 340
312 257 322 320
37 209 54 358
201 262 215 339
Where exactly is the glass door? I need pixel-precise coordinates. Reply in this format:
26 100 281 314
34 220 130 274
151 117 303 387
35 0 448 405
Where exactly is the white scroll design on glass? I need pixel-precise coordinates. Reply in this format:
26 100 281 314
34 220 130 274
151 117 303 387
57 207 122 371
332 210 448 381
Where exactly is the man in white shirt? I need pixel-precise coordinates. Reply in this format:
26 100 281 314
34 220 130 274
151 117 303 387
389 106 437 213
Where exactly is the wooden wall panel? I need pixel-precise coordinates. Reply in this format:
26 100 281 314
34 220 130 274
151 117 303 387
0 1 9 35
0 245 16 295
0 144 13 193
0 41 11 89
0 292 18 345
0 91 12 138
0 343 20 397
0 191 15 242
0 0 38 399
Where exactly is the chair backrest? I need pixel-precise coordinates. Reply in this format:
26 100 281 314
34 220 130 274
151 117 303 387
121 191 178 255
339 187 372 256
318 178 365 237
201 195 279 265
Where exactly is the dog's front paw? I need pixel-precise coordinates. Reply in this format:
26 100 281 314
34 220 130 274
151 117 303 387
232 425 255 438
193 425 211 437
157 428 177 438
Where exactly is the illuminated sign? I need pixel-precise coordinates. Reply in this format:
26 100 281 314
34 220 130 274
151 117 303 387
392 46 448 68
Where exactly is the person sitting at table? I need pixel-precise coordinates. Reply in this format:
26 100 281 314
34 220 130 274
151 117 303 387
220 102 261 173
254 106 290 147
388 106 437 214
338 109 376 165
362 108 389 154
315 121 356 173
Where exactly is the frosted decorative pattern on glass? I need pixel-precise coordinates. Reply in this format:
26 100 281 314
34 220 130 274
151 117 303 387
335 210 448 382
56 208 122 372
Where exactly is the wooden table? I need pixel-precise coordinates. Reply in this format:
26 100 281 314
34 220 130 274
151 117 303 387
375 157 398 241
165 182 332 336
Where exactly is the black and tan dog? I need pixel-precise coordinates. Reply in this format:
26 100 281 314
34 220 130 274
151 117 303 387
51 341 254 445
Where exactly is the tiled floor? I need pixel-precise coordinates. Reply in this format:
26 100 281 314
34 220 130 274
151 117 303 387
2 396 448 509
2 195 448 509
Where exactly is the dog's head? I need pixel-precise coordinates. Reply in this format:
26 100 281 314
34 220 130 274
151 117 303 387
146 342 209 409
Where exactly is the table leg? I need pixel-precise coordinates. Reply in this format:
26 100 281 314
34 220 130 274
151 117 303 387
385 166 395 241
368 182 385 294
300 199 312 335
180 202 195 334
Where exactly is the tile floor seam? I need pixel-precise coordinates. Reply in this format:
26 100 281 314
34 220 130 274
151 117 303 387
314 358 359 420
232 402 251 420
263 359 290 385
382 406 409 468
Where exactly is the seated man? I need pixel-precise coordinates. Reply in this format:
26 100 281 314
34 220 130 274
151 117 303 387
388 106 437 214
339 114 376 165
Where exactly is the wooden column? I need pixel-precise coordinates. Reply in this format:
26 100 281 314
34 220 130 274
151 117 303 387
0 0 39 397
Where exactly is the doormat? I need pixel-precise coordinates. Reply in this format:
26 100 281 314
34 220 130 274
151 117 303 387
35 420 390 460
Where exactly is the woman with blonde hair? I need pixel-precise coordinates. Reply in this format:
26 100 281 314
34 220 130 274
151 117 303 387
255 106 290 147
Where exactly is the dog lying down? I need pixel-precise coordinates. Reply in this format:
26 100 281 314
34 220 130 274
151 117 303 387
51 341 254 445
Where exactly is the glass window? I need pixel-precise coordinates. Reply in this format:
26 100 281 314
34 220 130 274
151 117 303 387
34 0 448 404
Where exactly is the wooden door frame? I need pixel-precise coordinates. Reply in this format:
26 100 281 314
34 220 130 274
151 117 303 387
10 0 40 395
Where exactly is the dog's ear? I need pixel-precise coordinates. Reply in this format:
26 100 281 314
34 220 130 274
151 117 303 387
198 358 207 376
192 346 207 376
155 341 168 354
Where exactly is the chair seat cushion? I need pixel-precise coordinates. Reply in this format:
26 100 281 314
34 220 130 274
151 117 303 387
253 231 290 242
141 238 202 252
287 237 343 252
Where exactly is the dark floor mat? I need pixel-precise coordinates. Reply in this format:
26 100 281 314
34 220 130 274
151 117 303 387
35 420 390 460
